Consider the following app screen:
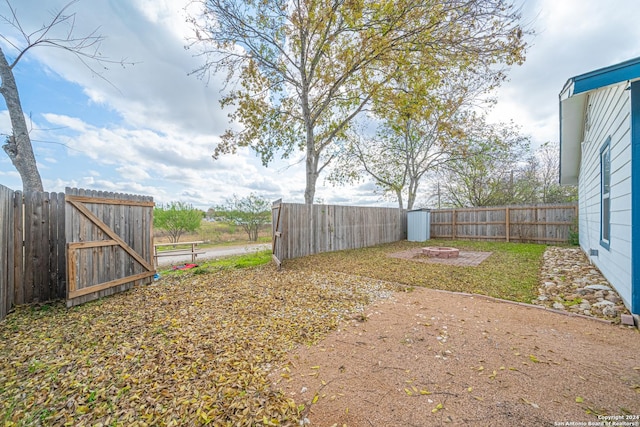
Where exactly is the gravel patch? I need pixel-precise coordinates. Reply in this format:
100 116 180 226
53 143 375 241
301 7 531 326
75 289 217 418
534 246 631 322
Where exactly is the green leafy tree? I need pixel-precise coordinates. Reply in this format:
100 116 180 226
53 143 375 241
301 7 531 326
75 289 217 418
214 194 271 242
154 201 202 243
188 0 528 203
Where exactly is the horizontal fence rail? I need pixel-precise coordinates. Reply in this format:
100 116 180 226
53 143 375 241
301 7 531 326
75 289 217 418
272 202 406 262
429 204 578 244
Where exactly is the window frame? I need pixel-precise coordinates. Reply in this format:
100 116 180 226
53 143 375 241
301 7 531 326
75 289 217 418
600 137 611 250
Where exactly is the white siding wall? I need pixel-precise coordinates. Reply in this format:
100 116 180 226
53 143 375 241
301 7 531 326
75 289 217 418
578 82 633 308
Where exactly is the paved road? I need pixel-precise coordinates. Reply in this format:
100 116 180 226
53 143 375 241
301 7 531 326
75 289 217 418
156 243 271 267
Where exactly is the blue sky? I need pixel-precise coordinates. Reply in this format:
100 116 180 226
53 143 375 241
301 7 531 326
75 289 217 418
1 0 639 209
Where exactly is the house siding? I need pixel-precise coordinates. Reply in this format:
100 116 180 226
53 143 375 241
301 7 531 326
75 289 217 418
578 82 633 308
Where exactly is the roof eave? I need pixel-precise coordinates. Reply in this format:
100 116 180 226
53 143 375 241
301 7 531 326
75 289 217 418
572 56 640 95
559 93 587 185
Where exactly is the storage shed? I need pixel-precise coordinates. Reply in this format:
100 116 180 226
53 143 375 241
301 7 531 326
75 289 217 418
407 209 431 242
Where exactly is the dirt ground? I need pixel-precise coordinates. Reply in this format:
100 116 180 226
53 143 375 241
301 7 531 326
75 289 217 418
273 287 640 426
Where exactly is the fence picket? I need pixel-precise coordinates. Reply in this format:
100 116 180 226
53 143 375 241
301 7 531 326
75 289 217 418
272 202 405 262
430 204 577 244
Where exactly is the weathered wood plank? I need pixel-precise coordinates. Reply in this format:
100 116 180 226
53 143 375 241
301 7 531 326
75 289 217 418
68 271 155 299
64 194 154 207
0 185 13 319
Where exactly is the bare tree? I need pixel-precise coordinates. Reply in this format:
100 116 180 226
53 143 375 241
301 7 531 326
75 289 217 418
437 121 530 207
531 141 577 203
0 0 130 191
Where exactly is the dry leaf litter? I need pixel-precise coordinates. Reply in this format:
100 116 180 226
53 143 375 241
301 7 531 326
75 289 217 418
0 267 400 426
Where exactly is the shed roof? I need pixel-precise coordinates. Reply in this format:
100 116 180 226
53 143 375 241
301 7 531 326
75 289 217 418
559 56 640 185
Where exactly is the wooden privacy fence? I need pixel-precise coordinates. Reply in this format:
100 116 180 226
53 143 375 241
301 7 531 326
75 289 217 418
429 204 578 244
0 185 154 321
272 201 406 264
0 185 66 320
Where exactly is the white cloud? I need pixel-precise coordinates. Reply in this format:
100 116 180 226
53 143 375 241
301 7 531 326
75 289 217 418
41 114 88 132
116 165 151 181
489 0 640 147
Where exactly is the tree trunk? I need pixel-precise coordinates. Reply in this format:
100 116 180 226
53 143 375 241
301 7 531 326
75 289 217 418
0 47 44 192
300 67 318 205
304 150 318 205
407 177 419 211
396 189 404 211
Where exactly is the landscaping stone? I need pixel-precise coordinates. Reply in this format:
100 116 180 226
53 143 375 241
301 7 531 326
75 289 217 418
605 293 621 303
593 300 614 307
536 246 632 323
578 301 591 311
584 284 612 291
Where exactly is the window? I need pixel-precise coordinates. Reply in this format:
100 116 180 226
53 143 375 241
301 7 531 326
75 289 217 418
600 137 611 249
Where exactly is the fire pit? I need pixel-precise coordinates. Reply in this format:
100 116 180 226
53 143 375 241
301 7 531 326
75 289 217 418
422 247 460 259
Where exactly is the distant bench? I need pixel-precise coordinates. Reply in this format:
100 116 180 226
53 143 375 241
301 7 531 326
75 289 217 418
154 241 206 267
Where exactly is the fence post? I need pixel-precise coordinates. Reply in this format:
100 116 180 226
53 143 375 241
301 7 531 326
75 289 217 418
505 207 510 242
452 209 456 240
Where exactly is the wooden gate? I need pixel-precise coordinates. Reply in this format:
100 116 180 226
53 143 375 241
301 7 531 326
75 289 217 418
65 188 155 306
272 199 283 268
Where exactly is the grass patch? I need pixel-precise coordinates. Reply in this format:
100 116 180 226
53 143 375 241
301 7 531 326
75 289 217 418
158 249 272 275
201 249 272 270
285 239 546 303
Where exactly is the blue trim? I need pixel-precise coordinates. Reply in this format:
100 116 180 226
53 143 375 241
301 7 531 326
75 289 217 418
600 138 611 250
573 56 640 95
631 81 640 315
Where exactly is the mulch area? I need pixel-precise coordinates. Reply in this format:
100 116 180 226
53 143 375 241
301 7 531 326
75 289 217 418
0 268 400 426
